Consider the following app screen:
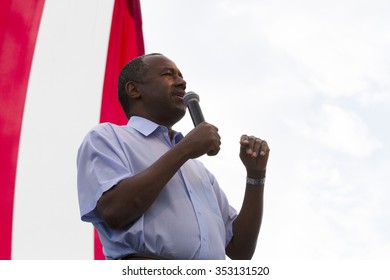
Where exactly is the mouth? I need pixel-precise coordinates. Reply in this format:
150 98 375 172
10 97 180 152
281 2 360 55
174 91 185 101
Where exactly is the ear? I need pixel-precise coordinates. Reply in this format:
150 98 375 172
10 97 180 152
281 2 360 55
125 81 141 100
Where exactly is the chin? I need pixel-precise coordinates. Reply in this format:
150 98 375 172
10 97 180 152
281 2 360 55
171 109 186 125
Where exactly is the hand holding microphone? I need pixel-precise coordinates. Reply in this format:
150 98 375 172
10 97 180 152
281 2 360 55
181 91 220 157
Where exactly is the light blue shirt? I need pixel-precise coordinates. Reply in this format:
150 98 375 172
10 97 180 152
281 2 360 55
77 116 237 259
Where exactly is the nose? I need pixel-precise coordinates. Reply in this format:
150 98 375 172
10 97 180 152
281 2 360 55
176 75 186 90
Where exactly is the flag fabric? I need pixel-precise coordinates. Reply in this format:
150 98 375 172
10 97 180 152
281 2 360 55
0 0 144 260
0 0 45 260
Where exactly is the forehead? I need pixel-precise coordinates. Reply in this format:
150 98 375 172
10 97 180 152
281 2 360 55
143 55 179 71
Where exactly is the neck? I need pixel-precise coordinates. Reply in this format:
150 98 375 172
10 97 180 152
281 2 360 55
167 127 175 140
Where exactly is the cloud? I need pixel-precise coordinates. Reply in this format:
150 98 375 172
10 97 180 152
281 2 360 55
244 0 390 102
286 103 382 158
141 0 390 260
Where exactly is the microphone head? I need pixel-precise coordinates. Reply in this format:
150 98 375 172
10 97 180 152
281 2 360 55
183 91 200 106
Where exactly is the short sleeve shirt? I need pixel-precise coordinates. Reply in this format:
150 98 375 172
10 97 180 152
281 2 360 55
77 116 237 259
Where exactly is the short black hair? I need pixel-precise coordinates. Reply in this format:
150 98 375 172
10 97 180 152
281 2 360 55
118 53 162 119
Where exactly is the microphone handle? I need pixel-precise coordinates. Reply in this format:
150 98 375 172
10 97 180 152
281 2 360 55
187 100 205 127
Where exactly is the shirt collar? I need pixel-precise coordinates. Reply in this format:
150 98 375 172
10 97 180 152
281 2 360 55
127 116 184 142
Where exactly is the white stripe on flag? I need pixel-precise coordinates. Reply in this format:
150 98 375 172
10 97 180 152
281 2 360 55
12 0 115 259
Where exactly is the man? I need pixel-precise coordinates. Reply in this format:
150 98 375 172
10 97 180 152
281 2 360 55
77 53 270 260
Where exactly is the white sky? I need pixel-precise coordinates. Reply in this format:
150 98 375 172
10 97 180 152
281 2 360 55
140 0 390 259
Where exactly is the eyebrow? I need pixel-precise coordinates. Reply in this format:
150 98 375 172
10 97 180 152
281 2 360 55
160 66 183 78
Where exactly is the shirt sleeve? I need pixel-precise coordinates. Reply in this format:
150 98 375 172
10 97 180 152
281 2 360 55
76 124 132 222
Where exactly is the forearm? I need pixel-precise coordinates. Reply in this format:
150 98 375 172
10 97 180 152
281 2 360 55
226 135 269 259
97 144 190 229
226 174 265 259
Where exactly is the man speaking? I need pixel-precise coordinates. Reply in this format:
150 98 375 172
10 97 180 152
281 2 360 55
76 53 270 260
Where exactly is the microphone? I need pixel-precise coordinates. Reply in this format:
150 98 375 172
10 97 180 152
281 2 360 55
183 91 205 127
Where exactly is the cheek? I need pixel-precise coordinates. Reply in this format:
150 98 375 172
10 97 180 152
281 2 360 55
147 93 171 111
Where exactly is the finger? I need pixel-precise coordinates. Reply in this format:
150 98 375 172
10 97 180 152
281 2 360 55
207 145 220 156
239 134 249 145
211 124 219 132
252 138 263 157
246 135 256 155
208 134 221 156
259 140 270 156
239 134 249 152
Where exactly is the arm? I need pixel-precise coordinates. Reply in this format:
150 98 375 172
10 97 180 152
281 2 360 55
226 135 270 260
96 122 221 229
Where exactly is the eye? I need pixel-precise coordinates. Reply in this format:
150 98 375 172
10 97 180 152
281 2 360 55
161 72 173 76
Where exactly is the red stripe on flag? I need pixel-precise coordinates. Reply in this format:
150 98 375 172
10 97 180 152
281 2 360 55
0 0 45 260
95 0 144 260
99 0 145 125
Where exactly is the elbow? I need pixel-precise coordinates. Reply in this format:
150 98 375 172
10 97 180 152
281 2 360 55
97 205 124 230
226 239 256 260
96 199 142 230
227 250 255 260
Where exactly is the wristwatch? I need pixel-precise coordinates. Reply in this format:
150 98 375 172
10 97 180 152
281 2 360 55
246 177 266 186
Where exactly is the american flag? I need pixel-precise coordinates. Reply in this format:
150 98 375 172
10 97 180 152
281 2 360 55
0 0 144 260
